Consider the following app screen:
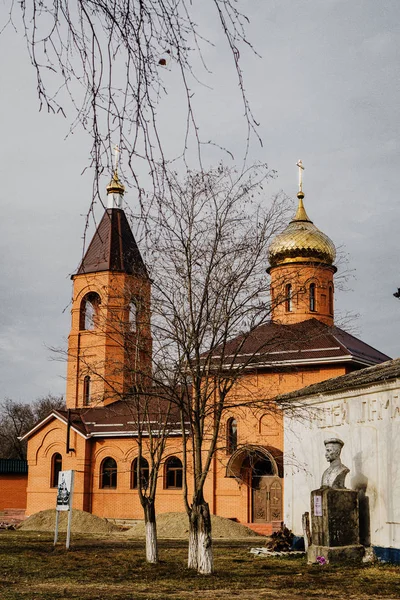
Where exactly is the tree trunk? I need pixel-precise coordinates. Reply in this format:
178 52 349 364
188 511 198 570
144 501 158 564
188 501 213 574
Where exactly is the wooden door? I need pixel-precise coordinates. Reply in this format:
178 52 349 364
252 476 282 523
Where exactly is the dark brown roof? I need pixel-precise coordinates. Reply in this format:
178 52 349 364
76 209 148 277
211 318 390 369
54 400 182 438
277 357 400 401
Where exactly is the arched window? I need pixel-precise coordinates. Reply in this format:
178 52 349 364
328 285 334 315
309 283 316 312
259 413 279 437
250 456 275 491
165 456 183 489
129 300 137 332
131 457 149 489
285 284 292 312
80 292 101 330
100 457 117 489
83 375 91 406
227 418 238 454
51 452 62 488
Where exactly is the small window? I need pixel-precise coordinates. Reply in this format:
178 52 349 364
165 456 183 489
131 457 149 489
80 292 101 330
129 300 137 332
100 457 117 489
285 284 292 312
309 283 316 312
51 452 62 488
83 375 91 406
227 418 238 454
328 286 334 315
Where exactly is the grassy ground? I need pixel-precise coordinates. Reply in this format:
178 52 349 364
0 531 399 600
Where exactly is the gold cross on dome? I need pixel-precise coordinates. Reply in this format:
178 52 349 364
296 159 304 192
113 144 120 172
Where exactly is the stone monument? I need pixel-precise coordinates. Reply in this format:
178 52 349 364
307 438 365 564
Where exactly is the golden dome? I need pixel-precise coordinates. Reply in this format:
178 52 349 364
268 191 336 267
106 170 125 195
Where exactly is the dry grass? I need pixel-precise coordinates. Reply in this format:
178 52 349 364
0 530 399 600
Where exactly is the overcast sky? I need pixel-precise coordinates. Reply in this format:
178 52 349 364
1 0 400 403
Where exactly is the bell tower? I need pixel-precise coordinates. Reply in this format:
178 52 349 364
267 161 337 326
66 169 152 409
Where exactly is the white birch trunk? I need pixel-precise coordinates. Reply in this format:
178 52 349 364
188 525 198 570
187 501 213 574
145 520 158 564
197 529 213 574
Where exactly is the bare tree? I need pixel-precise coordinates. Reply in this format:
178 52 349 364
0 395 65 459
5 0 260 209
122 387 175 564
33 394 66 422
145 164 292 574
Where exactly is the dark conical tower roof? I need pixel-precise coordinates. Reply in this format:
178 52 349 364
76 208 148 278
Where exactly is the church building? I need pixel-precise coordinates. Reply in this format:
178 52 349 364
21 165 390 532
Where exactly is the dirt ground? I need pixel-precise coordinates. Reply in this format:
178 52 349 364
1 530 399 600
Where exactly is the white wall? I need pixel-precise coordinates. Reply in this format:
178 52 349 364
284 379 400 549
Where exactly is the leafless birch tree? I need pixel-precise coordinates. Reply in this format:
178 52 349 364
123 388 175 564
145 164 292 574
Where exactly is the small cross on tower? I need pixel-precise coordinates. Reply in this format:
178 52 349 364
113 144 120 172
296 159 304 193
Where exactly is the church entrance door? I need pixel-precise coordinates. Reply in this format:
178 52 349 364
252 476 282 522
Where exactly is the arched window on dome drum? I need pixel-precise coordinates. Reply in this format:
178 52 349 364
80 292 101 330
100 457 117 489
227 418 238 454
83 375 91 406
309 283 316 312
51 452 62 488
165 456 183 489
328 285 334 315
285 284 292 312
131 457 149 490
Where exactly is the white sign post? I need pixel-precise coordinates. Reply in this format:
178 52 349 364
54 470 75 549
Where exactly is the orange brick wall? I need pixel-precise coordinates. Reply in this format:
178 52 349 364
0 475 27 510
26 362 349 522
66 270 152 409
209 365 347 522
26 422 91 516
269 262 336 326
26 421 191 519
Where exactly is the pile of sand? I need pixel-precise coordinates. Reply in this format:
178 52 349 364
19 509 260 539
19 509 120 534
124 513 261 539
